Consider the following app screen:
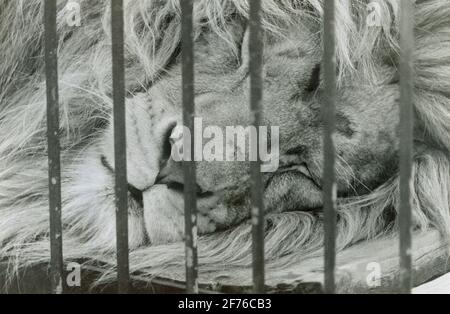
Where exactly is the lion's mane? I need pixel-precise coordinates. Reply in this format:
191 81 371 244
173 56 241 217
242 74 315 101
0 0 449 289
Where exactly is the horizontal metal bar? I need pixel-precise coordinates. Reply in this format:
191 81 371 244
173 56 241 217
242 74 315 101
322 0 337 294
180 0 199 294
111 0 130 294
44 0 64 295
249 0 265 294
399 0 414 294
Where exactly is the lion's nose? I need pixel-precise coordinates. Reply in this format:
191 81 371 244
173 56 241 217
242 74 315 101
159 122 178 167
156 121 184 185
155 125 211 195
155 161 209 195
155 121 187 187
155 158 184 187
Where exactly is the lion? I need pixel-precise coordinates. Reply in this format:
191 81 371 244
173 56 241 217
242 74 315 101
0 0 449 292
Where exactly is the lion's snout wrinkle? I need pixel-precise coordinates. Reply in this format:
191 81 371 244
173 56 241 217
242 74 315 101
101 94 184 192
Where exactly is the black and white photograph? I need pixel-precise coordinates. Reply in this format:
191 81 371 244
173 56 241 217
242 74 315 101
0 0 449 297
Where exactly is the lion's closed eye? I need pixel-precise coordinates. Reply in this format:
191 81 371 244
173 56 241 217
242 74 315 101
126 43 181 97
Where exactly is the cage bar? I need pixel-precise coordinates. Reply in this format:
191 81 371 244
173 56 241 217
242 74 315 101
44 0 64 295
111 0 130 294
180 0 199 294
249 0 265 294
398 0 414 294
322 0 337 294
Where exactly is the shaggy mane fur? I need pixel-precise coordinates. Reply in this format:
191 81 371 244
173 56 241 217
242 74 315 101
1 0 450 289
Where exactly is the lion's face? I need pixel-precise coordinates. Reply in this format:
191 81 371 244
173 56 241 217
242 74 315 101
2 0 450 292
73 19 401 245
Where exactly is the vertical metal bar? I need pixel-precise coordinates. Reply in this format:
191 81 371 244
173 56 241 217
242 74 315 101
44 0 64 295
111 0 129 294
399 0 414 294
322 0 337 294
249 0 265 294
180 0 199 294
